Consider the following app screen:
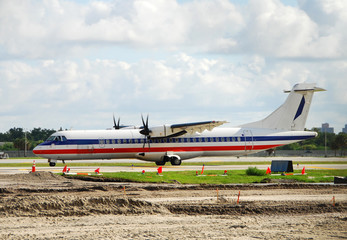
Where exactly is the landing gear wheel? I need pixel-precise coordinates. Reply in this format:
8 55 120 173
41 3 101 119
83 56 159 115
49 162 56 167
48 159 57 167
170 157 182 166
155 161 166 166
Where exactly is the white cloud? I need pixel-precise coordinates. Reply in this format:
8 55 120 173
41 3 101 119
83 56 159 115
1 53 346 131
0 0 346 133
0 0 346 59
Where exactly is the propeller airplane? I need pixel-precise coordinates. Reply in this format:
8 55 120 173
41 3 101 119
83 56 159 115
33 83 325 166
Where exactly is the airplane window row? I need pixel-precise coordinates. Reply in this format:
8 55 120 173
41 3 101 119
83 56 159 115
98 137 243 145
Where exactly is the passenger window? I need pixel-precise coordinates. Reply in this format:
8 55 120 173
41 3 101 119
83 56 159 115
62 136 67 141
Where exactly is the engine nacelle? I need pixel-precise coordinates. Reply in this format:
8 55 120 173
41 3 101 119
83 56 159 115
148 125 173 138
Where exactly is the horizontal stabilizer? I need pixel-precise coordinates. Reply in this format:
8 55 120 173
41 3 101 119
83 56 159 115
241 83 325 131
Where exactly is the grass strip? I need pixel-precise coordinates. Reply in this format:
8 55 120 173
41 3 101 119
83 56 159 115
1 160 346 168
68 169 347 184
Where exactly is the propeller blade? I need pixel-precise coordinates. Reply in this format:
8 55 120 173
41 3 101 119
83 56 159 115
113 114 117 129
113 114 120 129
141 114 146 128
142 137 146 148
140 114 151 136
140 114 151 151
146 115 149 129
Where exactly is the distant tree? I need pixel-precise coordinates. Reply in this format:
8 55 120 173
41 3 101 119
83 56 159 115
8 128 24 140
13 138 31 151
0 132 8 142
331 138 339 157
333 133 347 156
29 128 55 141
0 142 16 151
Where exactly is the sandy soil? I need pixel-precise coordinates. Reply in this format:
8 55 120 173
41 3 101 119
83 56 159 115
0 172 346 239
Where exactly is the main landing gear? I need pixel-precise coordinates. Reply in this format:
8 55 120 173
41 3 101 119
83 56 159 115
48 159 57 167
155 156 182 166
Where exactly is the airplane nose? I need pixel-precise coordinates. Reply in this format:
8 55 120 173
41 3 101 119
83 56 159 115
32 145 40 155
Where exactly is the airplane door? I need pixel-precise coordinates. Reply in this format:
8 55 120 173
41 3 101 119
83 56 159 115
243 130 253 153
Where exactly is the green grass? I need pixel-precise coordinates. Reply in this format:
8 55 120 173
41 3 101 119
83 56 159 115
70 169 347 184
246 167 266 176
1 160 346 168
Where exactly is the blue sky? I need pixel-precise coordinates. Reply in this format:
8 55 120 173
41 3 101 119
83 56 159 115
0 0 346 133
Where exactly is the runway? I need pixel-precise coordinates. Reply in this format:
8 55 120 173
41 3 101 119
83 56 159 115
0 157 346 174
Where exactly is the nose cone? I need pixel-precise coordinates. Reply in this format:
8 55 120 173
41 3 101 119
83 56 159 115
32 143 42 156
32 146 38 156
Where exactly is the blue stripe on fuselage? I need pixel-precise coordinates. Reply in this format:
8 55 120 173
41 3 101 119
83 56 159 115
38 135 314 146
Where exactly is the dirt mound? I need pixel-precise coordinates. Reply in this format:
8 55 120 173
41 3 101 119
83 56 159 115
166 201 346 215
0 195 170 217
0 171 65 182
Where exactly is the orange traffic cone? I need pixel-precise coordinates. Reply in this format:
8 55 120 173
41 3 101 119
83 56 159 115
32 160 36 173
266 167 271 175
62 165 67 173
301 166 305 175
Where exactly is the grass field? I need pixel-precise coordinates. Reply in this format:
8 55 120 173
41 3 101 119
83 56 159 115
1 160 346 168
67 169 347 184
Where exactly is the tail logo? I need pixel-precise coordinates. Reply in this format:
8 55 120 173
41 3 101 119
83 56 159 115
294 96 305 121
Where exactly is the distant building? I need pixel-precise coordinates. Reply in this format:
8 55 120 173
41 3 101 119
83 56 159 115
317 123 334 134
343 124 347 133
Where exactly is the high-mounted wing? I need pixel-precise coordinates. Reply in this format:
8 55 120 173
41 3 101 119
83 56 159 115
170 121 228 134
148 120 228 139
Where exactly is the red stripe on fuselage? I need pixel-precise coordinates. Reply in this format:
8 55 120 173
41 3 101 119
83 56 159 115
33 144 282 155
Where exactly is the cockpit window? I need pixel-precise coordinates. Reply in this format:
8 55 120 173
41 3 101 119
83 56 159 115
46 135 67 142
46 136 55 142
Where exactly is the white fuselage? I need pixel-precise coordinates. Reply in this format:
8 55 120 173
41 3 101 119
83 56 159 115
33 127 317 162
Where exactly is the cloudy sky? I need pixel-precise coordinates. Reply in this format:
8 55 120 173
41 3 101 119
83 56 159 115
0 0 346 133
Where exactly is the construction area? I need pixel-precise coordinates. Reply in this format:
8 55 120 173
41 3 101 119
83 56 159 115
0 171 346 239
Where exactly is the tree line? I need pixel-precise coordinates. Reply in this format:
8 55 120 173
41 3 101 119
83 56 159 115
0 127 56 151
277 128 347 156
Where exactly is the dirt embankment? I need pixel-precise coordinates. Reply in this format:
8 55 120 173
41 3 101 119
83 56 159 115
0 172 346 240
0 172 346 218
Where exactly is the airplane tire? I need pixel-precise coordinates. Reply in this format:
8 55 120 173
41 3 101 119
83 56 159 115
49 162 56 167
155 161 166 166
170 157 181 166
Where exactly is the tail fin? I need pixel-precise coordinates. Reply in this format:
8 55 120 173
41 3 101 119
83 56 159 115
240 83 325 131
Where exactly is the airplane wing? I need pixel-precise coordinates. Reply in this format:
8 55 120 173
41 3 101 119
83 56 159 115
148 120 228 139
169 120 228 135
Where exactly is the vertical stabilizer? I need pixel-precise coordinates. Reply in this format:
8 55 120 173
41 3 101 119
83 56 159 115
240 83 325 131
